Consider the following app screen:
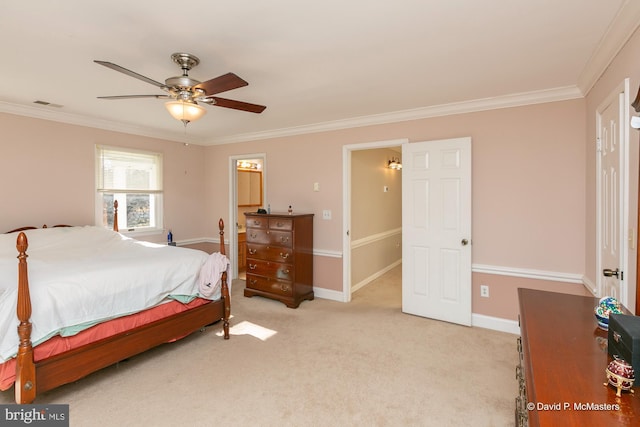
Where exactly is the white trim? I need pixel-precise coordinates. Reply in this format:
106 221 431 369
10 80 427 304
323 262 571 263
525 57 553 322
351 260 402 293
178 236 342 259
595 79 630 305
343 138 409 303
471 263 583 284
175 237 223 246
472 314 520 335
312 287 344 303
577 1 640 95
0 86 581 147
583 276 597 296
175 237 220 246
314 249 342 258
351 228 402 249
228 153 267 280
211 87 581 145
622 79 632 307
2 2 638 149
0 101 203 145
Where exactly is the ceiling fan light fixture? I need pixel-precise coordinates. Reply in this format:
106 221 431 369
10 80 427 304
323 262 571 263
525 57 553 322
164 100 206 126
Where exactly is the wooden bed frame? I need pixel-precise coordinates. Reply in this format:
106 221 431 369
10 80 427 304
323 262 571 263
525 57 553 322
8 201 230 404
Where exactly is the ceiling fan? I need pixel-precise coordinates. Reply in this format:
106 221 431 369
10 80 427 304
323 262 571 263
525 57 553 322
95 52 266 126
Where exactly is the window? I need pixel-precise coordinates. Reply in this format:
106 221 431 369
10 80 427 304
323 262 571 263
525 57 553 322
96 145 163 233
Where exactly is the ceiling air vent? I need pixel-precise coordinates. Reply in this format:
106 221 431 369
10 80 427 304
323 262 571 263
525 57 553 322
33 100 63 108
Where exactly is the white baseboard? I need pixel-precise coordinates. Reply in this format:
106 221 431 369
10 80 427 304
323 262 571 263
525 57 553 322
313 287 346 302
472 313 520 335
351 259 402 293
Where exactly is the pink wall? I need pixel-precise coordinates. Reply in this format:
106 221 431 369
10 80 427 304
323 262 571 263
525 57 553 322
472 273 592 320
0 113 209 243
1 77 593 319
203 99 587 300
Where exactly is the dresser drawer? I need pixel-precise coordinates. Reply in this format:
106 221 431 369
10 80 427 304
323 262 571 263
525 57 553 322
246 229 293 247
246 259 294 281
269 217 293 231
246 216 268 229
247 243 294 263
246 229 270 244
268 230 293 247
246 274 293 296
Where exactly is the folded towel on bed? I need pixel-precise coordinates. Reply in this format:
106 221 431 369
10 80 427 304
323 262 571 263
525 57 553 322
197 252 231 299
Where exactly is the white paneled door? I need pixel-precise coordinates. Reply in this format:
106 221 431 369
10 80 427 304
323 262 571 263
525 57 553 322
597 81 628 302
401 138 472 326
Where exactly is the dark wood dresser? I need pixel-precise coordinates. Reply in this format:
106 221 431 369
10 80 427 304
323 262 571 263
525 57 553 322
243 212 314 308
517 288 640 426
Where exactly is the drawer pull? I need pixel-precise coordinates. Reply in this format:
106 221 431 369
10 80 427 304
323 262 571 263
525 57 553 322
281 269 290 274
250 233 257 239
249 264 257 270
277 221 284 227
280 284 290 292
249 248 256 255
613 331 621 343
280 236 289 243
280 252 290 259
250 279 257 285
252 220 261 226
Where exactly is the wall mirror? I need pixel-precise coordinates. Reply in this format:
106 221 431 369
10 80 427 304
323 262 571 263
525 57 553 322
237 169 263 207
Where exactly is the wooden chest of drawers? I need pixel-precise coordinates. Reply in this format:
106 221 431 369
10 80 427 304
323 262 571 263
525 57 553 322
517 289 640 426
243 212 314 308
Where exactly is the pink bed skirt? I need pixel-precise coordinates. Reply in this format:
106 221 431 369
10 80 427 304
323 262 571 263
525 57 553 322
0 297 211 391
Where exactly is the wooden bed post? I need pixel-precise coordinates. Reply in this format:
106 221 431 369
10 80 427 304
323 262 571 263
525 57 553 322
113 200 119 232
15 232 36 404
219 218 230 339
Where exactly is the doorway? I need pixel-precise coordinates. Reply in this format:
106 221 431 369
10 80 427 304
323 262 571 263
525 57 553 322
229 153 267 280
343 137 472 327
343 139 408 302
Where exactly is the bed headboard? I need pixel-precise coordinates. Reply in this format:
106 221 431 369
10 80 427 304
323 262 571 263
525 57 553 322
5 201 120 234
5 224 73 234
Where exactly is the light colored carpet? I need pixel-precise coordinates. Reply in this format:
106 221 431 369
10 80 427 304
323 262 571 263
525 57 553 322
1 266 518 426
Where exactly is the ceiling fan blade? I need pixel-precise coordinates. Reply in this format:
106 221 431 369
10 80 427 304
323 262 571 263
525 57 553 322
94 60 165 88
193 73 248 96
97 95 170 100
209 97 266 113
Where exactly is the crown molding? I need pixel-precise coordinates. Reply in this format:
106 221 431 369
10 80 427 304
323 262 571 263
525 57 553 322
2 4 637 147
0 101 202 145
208 86 583 145
1 85 583 147
577 0 640 95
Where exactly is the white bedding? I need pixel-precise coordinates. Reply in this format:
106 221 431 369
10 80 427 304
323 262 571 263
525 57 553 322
0 226 227 362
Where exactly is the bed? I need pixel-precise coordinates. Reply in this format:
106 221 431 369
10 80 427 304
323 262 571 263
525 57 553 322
0 201 231 404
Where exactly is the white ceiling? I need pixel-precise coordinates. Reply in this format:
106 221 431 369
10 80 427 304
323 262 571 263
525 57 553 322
1 1 639 146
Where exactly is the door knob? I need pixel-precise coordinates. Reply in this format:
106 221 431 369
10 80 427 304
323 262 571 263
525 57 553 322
603 268 620 278
461 239 469 246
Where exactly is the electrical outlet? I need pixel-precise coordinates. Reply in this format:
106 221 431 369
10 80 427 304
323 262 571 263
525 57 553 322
480 285 489 298
322 210 332 220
